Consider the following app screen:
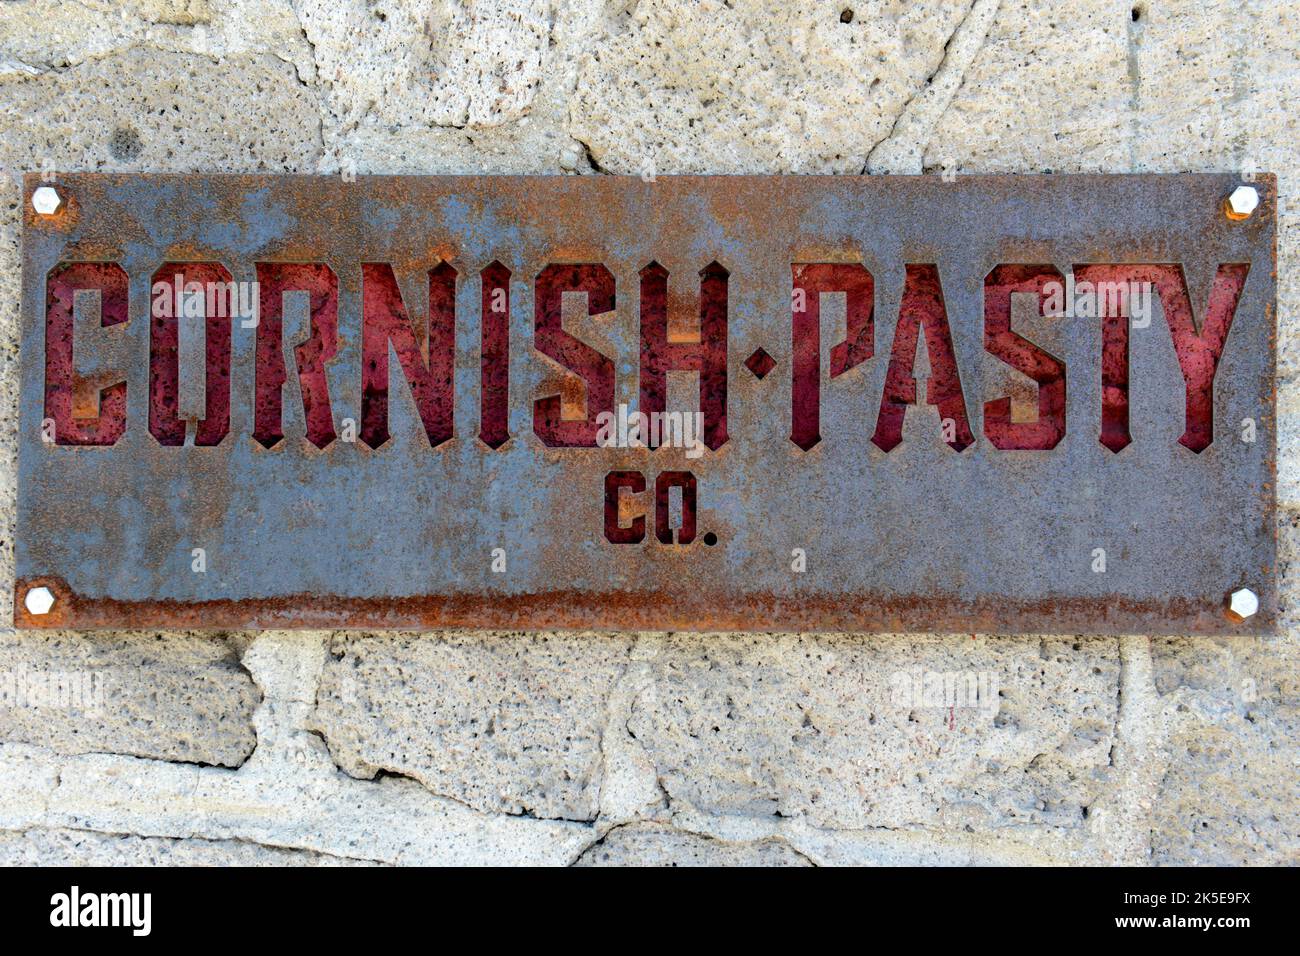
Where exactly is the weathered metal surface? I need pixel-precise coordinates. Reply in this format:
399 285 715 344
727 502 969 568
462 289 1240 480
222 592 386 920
15 173 1277 634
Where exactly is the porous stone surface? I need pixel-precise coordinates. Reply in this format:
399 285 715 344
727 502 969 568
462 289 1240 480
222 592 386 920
575 823 811 866
312 631 634 820
0 0 1296 865
297 0 554 131
1144 507 1300 865
0 827 378 865
0 631 259 766
624 633 1118 830
570 0 972 174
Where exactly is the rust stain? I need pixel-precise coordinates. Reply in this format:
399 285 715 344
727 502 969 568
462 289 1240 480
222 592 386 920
12 576 1258 635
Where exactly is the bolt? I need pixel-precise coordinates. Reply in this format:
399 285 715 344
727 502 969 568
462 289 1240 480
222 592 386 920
31 186 63 216
1224 185 1259 221
1226 587 1259 621
24 586 55 615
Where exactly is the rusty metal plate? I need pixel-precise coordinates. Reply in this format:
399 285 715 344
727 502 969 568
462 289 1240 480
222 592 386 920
14 173 1277 634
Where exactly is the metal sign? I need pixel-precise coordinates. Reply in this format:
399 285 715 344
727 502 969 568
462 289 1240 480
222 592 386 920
14 174 1276 634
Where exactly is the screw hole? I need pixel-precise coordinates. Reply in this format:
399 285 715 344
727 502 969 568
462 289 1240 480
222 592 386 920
703 532 718 547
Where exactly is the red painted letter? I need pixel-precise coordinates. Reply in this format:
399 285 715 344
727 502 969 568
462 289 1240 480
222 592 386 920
255 263 339 449
654 471 697 544
605 470 646 544
533 263 616 447
638 260 729 451
983 264 1066 450
361 262 457 449
149 262 233 447
790 262 875 450
1074 263 1249 453
479 261 511 449
44 262 128 446
871 264 973 453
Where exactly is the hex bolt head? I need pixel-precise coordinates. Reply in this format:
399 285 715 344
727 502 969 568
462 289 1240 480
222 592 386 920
24 586 55 615
1226 587 1259 621
31 186 63 216
1224 185 1259 221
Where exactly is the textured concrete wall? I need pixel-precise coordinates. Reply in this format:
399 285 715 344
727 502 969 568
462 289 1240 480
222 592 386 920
0 0 1296 866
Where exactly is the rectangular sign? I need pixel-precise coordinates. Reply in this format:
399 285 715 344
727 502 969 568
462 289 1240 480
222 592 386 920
15 173 1277 634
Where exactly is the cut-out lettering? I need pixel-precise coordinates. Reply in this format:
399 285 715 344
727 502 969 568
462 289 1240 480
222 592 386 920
654 470 697 544
1074 263 1249 453
479 261 511 449
149 262 233 447
790 262 875 450
638 260 729 450
604 470 646 543
983 264 1066 450
872 264 973 453
255 263 339 449
44 262 129 446
360 262 457 449
533 263 616 447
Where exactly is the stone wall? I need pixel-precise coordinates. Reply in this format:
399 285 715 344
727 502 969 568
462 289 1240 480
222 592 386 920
0 0 1295 865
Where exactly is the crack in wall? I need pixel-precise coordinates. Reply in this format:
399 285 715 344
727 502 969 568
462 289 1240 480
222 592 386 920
1126 3 1145 172
1 823 390 865
1097 634 1163 864
574 135 611 174
570 818 818 866
863 0 1000 175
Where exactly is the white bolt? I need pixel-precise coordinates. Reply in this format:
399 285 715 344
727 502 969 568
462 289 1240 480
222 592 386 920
31 186 62 216
1224 185 1259 220
24 586 55 615
1227 587 1259 621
